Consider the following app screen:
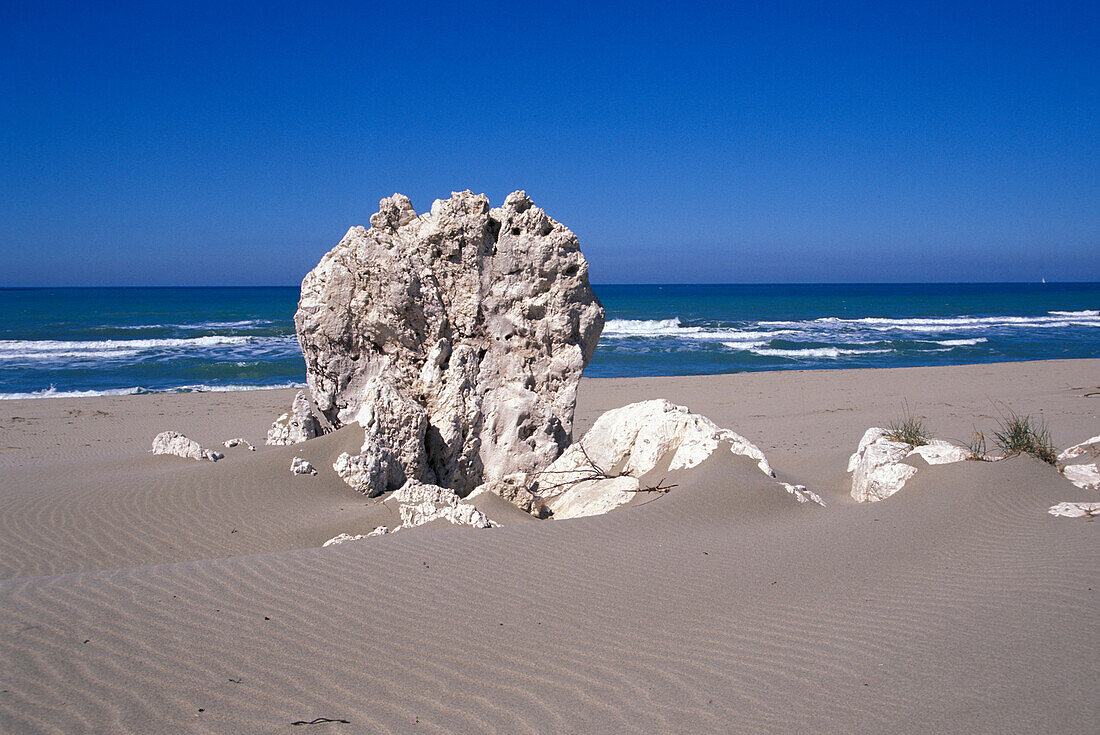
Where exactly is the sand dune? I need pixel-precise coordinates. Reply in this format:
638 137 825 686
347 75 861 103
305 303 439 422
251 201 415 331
1 360 1098 732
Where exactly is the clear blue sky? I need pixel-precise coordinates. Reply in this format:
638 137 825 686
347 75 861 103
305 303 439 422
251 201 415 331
1 1 1097 285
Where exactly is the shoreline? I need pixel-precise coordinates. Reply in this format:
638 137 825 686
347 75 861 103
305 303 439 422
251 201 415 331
3 354 1098 402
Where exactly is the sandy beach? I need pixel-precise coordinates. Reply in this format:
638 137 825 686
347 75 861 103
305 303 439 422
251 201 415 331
1 359 1097 733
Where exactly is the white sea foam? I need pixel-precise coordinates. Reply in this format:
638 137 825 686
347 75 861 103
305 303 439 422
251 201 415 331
758 313 1100 333
602 318 701 336
0 335 298 362
602 318 790 342
721 340 769 351
749 347 893 359
112 319 276 330
931 338 988 346
0 382 306 400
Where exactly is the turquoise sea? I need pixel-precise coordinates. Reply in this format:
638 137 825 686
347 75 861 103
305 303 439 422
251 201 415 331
1 284 1098 398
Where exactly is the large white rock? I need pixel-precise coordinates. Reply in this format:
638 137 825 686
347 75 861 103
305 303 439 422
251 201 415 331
266 390 322 446
151 431 223 462
516 400 785 520
295 191 604 496
847 428 969 502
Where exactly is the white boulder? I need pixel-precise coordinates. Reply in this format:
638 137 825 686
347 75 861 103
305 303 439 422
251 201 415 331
151 431 223 462
294 190 604 496
507 400 796 520
848 428 968 502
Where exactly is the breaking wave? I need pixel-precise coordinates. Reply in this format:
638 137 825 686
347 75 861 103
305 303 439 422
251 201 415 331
0 382 306 400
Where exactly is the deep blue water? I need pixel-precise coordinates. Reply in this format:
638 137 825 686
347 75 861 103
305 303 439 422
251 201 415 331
1 284 1098 398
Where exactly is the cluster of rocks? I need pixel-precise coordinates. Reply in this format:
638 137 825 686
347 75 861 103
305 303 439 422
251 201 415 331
261 190 822 535
323 482 495 546
848 428 1100 516
470 399 818 520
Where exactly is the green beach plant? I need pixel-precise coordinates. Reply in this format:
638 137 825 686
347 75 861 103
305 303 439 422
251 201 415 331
965 430 989 461
884 402 931 447
992 410 1057 465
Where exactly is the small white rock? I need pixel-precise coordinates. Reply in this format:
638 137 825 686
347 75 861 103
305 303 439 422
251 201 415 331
782 483 826 506
1057 435 1100 462
321 526 390 547
1062 463 1100 490
151 431 223 462
1048 502 1100 518
291 457 317 476
223 438 255 451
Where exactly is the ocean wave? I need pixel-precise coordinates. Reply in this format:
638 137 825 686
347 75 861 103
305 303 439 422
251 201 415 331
721 340 769 351
602 318 702 336
758 313 1100 333
602 318 791 342
0 335 298 362
930 338 988 346
749 347 893 359
0 382 306 400
111 319 278 330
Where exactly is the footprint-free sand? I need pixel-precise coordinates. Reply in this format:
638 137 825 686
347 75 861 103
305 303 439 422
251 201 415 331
1 360 1097 733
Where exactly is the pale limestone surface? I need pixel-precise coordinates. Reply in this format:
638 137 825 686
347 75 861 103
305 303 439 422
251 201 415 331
1062 464 1100 490
1048 502 1100 518
222 438 255 451
290 457 317 476
151 431 223 462
321 527 389 547
505 400 794 520
295 191 603 497
782 483 826 506
848 428 968 502
265 390 322 446
1057 435 1100 462
392 481 498 529
908 440 970 465
1057 435 1100 490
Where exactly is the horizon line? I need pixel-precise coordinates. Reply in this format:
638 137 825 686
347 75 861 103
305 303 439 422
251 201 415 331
2 280 1099 290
